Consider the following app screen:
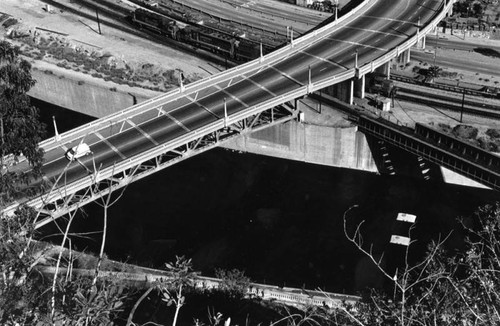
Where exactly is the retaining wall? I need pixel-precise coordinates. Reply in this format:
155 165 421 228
223 121 378 172
28 67 157 117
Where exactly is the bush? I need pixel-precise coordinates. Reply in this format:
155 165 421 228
214 268 250 299
452 124 478 140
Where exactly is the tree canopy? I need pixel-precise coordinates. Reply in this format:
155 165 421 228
0 40 45 203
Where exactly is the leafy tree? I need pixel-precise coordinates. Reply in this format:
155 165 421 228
215 268 251 299
0 206 44 325
0 40 45 203
127 256 197 326
472 3 484 18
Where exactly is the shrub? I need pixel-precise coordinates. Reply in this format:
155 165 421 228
486 128 500 139
452 124 478 139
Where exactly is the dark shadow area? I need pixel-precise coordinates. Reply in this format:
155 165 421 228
473 47 500 58
30 97 95 137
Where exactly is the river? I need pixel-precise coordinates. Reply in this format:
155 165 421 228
35 98 499 294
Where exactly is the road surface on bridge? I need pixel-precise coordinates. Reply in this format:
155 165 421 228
7 0 445 215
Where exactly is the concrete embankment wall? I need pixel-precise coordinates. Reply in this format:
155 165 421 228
28 67 158 117
223 121 378 172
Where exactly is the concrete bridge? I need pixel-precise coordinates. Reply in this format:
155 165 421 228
2 0 461 226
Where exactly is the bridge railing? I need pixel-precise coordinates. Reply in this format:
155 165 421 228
32 0 448 155
35 0 372 156
358 0 454 76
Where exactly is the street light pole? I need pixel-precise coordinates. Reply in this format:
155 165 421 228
334 0 339 20
460 88 465 123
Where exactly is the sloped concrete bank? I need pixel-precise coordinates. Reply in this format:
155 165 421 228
28 66 160 117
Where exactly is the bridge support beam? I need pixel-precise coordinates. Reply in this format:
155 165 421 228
336 79 354 105
324 79 354 105
447 0 453 16
375 62 391 79
397 48 411 66
416 34 426 49
354 75 365 99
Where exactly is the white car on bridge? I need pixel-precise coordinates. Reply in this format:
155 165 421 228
66 143 92 161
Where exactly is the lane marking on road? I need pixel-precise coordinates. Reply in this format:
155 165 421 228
342 26 408 38
241 75 277 97
126 119 159 146
158 107 192 131
360 15 415 24
95 132 127 160
267 65 304 86
326 37 388 51
214 84 250 108
182 96 221 119
301 51 348 70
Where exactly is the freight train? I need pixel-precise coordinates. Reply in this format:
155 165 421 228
131 8 269 62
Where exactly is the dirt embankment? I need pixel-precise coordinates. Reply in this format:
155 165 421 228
1 0 222 98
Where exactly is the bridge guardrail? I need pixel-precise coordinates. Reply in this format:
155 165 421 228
358 0 454 76
41 0 452 152
36 0 373 154
3 1 458 216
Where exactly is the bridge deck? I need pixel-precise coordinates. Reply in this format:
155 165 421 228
2 0 456 222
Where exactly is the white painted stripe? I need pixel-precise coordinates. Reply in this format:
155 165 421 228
95 132 127 160
327 37 387 51
214 85 250 108
361 15 414 24
183 96 221 119
241 75 277 97
342 26 407 38
127 120 159 146
302 51 347 69
160 109 191 132
268 65 304 86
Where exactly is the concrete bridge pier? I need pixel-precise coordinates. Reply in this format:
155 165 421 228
446 0 453 16
375 62 391 79
354 74 366 99
326 79 354 105
395 48 411 68
416 33 426 49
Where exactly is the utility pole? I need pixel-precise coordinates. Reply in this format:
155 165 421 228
460 88 465 122
224 97 228 128
53 116 61 141
319 88 322 114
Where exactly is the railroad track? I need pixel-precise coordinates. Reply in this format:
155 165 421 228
395 88 500 119
37 0 240 67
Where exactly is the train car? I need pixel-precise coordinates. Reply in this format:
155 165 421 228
179 25 236 58
131 8 266 62
132 8 180 39
233 39 261 61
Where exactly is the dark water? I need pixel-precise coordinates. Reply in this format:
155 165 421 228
35 99 499 294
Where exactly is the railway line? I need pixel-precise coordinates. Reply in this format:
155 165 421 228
394 86 500 119
36 0 241 66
